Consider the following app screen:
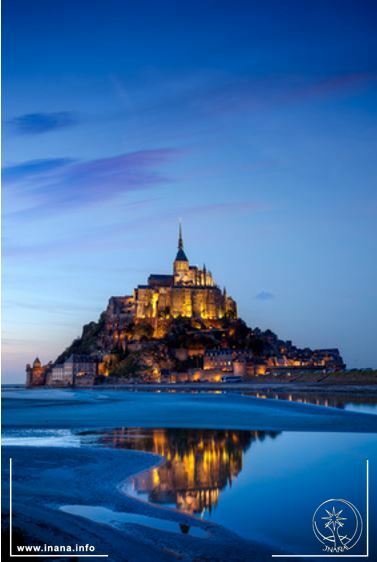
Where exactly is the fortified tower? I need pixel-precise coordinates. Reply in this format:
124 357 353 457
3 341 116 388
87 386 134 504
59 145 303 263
25 357 50 386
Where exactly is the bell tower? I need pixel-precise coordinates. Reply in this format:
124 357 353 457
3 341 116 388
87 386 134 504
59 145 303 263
173 223 189 285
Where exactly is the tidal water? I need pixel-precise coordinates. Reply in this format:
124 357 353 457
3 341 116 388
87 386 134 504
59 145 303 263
242 390 377 415
3 383 377 415
3 389 376 555
88 427 376 555
60 505 208 538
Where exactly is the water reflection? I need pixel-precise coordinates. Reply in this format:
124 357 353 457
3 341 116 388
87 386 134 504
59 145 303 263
60 505 208 538
244 391 345 409
243 391 377 413
93 387 377 414
97 428 279 514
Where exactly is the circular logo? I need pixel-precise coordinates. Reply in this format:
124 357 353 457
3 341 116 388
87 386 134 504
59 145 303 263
312 499 363 553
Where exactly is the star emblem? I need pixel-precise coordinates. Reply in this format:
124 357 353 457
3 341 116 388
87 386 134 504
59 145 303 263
322 506 347 532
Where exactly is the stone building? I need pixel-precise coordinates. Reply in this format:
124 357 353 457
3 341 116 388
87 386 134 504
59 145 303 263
104 225 237 339
26 357 51 387
203 349 234 371
63 354 98 384
45 354 98 386
48 364 67 385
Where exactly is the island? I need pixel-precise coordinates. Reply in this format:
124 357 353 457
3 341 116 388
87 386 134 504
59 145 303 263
26 225 348 388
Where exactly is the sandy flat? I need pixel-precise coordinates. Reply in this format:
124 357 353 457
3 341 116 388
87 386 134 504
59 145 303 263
2 389 376 562
3 388 377 432
2 446 273 561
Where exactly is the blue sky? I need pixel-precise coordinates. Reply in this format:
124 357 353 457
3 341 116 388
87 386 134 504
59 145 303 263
3 0 377 381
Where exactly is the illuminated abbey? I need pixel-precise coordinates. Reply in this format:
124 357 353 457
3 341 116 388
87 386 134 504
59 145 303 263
26 224 345 387
106 225 237 336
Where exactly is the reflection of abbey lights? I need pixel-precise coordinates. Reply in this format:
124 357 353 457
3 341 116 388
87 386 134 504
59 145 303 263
100 428 278 514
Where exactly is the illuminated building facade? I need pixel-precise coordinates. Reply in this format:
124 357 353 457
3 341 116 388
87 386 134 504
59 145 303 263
42 354 98 386
25 357 51 387
105 225 237 337
203 349 234 371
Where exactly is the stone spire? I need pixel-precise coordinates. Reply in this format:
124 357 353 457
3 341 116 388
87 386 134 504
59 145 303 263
178 222 183 251
175 222 188 262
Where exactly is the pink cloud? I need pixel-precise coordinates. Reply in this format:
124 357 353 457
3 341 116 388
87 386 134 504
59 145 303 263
4 148 181 213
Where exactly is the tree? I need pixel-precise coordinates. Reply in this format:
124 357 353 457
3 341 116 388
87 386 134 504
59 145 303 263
110 354 141 378
134 321 154 340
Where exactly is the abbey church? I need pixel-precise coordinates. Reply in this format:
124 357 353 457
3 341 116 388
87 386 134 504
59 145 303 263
106 225 237 336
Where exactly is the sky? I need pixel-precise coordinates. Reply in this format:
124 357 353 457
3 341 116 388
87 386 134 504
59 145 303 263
2 0 377 381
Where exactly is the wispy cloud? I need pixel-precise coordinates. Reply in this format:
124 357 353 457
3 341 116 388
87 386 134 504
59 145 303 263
2 158 76 183
3 299 100 315
281 72 377 103
108 70 377 128
8 111 79 135
255 291 274 301
4 199 264 259
201 71 377 115
180 202 266 215
3 148 179 213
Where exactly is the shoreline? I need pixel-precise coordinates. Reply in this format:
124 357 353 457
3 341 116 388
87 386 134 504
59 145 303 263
3 389 377 432
2 445 274 561
82 381 377 394
3 389 376 561
8 381 377 395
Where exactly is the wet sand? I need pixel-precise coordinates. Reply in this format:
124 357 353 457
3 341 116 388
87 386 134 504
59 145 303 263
3 389 377 432
2 446 272 561
2 390 377 561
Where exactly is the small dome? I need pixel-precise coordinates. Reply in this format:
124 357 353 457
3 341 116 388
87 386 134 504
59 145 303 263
33 357 41 367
